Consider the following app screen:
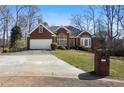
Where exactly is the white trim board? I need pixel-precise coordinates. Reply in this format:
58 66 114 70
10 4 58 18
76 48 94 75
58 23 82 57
55 25 71 33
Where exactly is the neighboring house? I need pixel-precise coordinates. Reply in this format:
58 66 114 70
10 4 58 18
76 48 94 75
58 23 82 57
27 23 96 50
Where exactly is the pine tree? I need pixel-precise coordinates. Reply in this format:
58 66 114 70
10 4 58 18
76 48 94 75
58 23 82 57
10 26 22 48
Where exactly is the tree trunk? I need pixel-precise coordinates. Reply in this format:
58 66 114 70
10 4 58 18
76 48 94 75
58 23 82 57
2 22 6 51
93 19 96 34
6 19 9 47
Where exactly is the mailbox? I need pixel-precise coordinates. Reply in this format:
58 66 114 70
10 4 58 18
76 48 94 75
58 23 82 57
94 49 110 76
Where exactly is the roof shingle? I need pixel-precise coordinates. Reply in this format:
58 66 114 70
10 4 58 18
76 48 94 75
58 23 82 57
49 26 82 36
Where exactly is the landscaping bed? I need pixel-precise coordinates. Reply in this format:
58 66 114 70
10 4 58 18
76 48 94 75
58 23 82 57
52 50 124 79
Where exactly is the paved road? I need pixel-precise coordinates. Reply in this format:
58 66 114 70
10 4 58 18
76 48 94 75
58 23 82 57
0 50 84 78
0 76 124 87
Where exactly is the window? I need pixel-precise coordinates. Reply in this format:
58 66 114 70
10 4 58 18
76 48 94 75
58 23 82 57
38 26 43 33
84 39 88 46
80 39 83 46
80 38 91 48
57 33 67 46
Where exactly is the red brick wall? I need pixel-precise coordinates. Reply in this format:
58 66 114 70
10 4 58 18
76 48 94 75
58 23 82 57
91 36 97 50
94 49 110 76
29 25 53 39
70 38 76 47
77 31 96 49
27 37 30 49
52 36 57 43
76 37 80 47
27 25 54 49
55 28 70 48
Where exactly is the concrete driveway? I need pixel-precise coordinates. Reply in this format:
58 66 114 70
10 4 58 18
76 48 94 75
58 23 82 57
0 50 124 86
0 50 84 78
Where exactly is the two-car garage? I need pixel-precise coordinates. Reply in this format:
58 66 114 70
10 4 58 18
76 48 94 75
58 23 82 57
27 24 55 50
30 39 52 50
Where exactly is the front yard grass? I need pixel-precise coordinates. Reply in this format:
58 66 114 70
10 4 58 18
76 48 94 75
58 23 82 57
52 50 124 79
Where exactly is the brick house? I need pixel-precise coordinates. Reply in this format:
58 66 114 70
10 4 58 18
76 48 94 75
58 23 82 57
27 23 96 50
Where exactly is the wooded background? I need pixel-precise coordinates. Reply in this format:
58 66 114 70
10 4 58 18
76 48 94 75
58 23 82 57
0 5 124 56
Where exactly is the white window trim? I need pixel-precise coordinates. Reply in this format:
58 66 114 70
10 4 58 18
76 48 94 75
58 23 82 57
57 34 67 46
80 37 91 48
57 39 67 46
57 33 67 46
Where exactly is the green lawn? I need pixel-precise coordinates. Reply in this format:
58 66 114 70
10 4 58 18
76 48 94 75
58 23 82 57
52 50 124 79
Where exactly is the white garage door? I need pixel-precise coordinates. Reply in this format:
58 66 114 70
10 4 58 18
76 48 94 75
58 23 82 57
30 39 52 49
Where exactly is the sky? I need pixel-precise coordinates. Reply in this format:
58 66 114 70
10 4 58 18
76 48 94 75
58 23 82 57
40 5 89 26
10 5 100 26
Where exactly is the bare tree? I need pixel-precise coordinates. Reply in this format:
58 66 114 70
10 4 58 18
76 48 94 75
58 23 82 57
0 5 12 49
18 15 28 39
83 12 92 31
103 5 118 48
15 5 42 47
0 17 3 40
14 6 42 42
70 14 84 31
103 5 124 48
96 17 106 32
15 5 27 26
117 6 124 36
89 6 97 34
71 12 92 32
26 5 42 33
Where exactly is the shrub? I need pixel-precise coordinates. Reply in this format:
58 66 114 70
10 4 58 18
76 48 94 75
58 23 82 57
3 48 10 53
58 46 66 50
51 43 58 50
110 39 124 57
111 47 124 57
10 40 26 52
15 40 25 49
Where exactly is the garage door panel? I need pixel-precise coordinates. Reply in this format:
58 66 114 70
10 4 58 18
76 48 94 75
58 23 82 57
30 39 52 49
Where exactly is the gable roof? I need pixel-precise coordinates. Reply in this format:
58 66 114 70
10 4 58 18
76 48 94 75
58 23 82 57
49 26 59 32
65 26 82 36
29 23 56 36
55 25 71 33
49 26 82 36
77 31 92 37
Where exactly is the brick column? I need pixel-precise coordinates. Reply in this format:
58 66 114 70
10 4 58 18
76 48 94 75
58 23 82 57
94 49 110 76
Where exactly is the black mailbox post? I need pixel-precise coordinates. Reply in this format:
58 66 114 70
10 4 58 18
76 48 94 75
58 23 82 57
94 49 110 76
